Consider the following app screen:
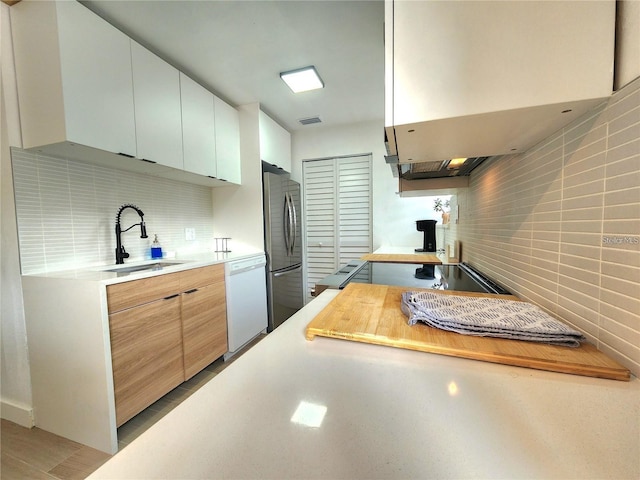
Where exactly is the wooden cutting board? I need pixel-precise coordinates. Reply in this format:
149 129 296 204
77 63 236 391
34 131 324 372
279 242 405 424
360 253 442 264
305 283 630 381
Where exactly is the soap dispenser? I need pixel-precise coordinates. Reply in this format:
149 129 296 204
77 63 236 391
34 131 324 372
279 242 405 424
151 234 163 259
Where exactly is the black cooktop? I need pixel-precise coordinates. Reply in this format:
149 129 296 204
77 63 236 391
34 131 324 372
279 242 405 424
318 260 510 295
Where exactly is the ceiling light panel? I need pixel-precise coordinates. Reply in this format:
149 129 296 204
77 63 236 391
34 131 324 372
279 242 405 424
280 66 324 93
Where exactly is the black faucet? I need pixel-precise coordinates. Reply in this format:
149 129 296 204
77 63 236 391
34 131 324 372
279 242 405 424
115 204 148 264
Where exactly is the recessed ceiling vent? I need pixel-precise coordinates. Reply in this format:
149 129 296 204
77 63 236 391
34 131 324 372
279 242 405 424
299 116 322 126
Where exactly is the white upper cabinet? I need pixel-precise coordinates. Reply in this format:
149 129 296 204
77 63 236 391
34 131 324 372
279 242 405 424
180 73 217 178
131 41 183 169
11 0 240 187
11 0 136 156
214 96 241 184
385 0 615 163
259 111 291 173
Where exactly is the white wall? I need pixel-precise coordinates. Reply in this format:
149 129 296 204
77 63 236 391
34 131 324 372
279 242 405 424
211 102 265 253
1 2 33 427
291 120 446 251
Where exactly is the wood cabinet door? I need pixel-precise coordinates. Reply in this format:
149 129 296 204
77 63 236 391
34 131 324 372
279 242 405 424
181 281 228 380
106 271 182 313
109 295 184 426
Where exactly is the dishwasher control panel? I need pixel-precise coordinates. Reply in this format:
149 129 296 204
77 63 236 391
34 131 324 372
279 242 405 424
226 255 267 274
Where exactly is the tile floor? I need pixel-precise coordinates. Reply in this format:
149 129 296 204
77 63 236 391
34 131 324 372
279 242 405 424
0 335 265 480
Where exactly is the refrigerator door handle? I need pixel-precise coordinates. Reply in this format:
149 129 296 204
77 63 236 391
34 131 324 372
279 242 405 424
290 193 297 254
283 193 291 254
286 192 294 255
273 264 302 277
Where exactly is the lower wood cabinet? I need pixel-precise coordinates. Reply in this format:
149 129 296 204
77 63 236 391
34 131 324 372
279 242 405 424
109 295 184 426
182 282 227 380
107 264 227 426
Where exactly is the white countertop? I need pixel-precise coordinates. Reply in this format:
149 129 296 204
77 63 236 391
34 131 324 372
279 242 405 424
372 245 431 255
371 245 454 261
89 290 640 479
22 249 265 284
373 246 436 255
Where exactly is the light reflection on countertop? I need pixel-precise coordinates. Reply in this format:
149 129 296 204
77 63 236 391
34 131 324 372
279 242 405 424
290 401 328 428
447 381 459 396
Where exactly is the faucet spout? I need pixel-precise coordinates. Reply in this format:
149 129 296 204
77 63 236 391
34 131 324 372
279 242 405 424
115 204 148 264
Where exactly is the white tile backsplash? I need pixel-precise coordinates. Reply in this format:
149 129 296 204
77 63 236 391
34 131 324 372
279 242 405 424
458 77 640 376
11 148 214 274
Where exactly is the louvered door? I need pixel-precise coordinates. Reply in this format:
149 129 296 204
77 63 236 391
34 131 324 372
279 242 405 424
304 159 337 300
303 155 372 301
337 157 372 265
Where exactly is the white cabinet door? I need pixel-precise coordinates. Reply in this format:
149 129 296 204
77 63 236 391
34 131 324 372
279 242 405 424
214 96 241 184
131 41 183 169
391 1 614 126
386 0 615 162
180 73 216 177
259 111 291 172
12 0 136 156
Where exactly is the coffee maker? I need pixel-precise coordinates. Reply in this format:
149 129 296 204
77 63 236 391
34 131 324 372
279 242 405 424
414 219 437 279
415 219 437 252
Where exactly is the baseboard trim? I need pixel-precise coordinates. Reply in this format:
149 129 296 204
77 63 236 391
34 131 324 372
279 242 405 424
1 399 34 428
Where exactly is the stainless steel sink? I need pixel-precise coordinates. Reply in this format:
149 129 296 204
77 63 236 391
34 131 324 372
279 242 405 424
104 261 185 276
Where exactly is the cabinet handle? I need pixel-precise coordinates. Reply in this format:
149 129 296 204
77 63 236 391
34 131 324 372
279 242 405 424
184 289 198 294
118 152 134 158
140 158 157 164
164 294 180 300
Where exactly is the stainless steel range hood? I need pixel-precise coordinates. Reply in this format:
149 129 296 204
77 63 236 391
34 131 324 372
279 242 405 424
384 132 492 195
387 156 489 180
385 149 489 182
384 129 490 182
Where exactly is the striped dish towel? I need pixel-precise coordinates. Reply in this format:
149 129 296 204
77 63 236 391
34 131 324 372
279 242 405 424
401 291 586 347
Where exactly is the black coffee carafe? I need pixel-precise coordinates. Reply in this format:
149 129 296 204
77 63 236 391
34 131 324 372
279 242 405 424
415 219 437 252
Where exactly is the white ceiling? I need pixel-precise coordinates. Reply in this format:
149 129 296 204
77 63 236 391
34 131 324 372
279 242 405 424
81 0 385 133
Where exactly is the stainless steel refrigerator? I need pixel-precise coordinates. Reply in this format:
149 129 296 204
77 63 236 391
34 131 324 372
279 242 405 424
263 169 304 331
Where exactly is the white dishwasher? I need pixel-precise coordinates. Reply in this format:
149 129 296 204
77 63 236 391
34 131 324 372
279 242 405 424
223 254 268 361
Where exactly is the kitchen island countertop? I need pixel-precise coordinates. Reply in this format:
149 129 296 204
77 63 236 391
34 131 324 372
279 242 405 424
89 289 640 479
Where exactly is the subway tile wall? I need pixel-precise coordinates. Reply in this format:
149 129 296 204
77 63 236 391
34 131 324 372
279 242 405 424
11 148 215 274
458 77 640 377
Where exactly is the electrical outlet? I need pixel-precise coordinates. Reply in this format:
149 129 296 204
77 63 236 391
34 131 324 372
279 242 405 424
185 228 196 241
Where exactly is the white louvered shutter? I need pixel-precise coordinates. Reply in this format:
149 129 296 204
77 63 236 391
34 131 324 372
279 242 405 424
303 155 372 301
337 156 372 266
303 159 337 300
